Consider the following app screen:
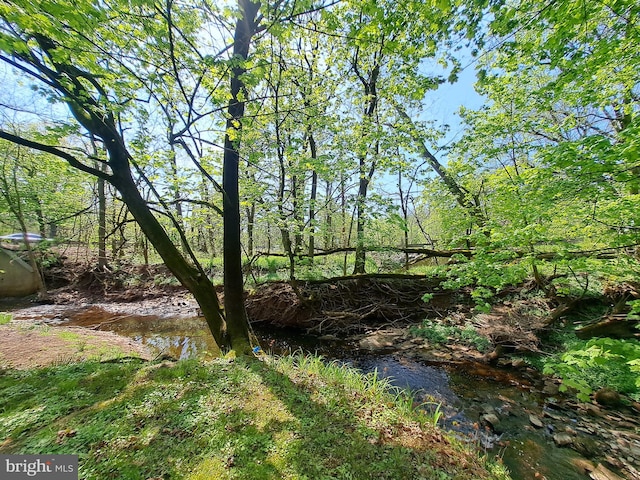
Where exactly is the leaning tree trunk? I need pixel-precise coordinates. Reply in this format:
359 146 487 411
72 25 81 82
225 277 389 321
107 150 229 347
1 126 232 349
0 13 261 354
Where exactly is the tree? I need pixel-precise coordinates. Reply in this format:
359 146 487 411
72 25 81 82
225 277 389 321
469 0 640 252
222 0 261 354
0 141 48 297
0 0 250 352
417 0 640 294
321 0 482 273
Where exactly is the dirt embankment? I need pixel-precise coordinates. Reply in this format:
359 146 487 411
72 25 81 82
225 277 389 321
1 262 193 370
0 323 153 370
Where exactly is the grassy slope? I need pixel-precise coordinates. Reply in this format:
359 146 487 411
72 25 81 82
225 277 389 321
0 355 509 480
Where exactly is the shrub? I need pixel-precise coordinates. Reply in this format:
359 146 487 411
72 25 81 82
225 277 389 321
543 338 640 402
410 319 491 352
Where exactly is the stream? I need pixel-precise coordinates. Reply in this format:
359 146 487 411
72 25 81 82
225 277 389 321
12 304 640 480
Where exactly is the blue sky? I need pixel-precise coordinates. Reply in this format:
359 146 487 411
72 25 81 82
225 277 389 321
422 63 485 150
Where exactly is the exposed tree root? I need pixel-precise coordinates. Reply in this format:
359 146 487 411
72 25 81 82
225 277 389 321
246 276 454 334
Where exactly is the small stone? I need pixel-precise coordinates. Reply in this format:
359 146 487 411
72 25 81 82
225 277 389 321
318 335 338 341
529 414 544 428
616 438 630 449
481 413 500 429
398 341 417 351
358 333 397 352
512 358 526 368
605 456 624 469
542 410 563 421
583 403 604 417
590 463 624 480
571 458 596 474
553 433 573 446
573 437 599 458
594 388 622 407
481 404 496 415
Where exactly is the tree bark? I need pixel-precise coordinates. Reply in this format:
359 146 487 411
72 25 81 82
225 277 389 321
351 54 381 274
222 0 261 355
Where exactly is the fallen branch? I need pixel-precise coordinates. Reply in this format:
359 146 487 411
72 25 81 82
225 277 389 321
255 242 640 263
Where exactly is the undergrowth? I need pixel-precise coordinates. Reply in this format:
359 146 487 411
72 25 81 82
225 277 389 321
542 337 640 402
410 319 491 353
0 312 11 325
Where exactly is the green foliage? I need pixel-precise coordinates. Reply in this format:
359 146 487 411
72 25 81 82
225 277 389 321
0 312 11 325
410 319 491 352
0 140 90 241
442 253 528 291
627 300 640 321
543 338 640 402
421 292 434 303
152 273 180 287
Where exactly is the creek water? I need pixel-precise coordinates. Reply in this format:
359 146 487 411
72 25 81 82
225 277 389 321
54 307 614 480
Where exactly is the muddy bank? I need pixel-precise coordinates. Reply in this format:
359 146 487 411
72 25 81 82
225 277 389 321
0 322 152 370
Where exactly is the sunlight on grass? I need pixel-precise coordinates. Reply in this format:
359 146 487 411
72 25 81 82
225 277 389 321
0 356 510 480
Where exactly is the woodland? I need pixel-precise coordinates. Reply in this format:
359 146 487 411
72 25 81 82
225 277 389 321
0 0 639 403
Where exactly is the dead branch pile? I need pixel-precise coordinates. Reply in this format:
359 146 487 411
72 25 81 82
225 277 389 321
51 263 183 301
246 276 454 334
245 281 315 329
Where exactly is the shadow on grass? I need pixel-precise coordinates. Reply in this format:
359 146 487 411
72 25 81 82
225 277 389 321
0 357 494 480
234 357 487 480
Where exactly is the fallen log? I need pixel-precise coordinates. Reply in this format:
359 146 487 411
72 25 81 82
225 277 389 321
576 314 640 340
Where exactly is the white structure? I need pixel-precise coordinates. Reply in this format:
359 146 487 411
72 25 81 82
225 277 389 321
0 248 39 297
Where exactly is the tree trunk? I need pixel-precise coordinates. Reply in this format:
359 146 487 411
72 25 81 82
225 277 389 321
324 180 334 250
246 203 255 258
0 96 231 351
394 104 487 227
292 172 303 256
307 133 318 260
351 57 380 274
110 166 228 346
97 175 107 269
221 0 261 355
353 163 369 274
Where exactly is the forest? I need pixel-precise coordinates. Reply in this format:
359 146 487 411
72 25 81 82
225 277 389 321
0 0 639 477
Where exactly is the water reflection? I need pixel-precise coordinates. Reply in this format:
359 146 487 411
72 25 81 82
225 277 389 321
62 308 220 360
109 316 220 359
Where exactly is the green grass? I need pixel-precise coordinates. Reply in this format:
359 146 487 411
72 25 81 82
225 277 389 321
0 355 510 480
0 312 11 325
